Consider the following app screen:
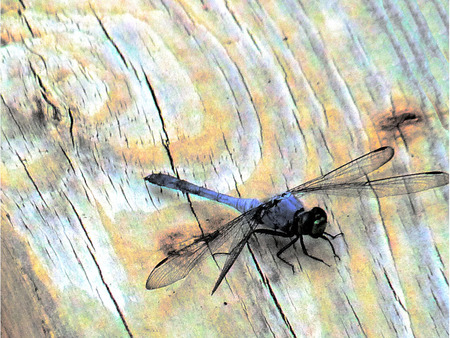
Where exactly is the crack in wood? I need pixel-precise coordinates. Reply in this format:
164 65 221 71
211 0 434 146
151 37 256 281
87 246 134 337
90 5 129 69
247 244 297 338
15 151 49 209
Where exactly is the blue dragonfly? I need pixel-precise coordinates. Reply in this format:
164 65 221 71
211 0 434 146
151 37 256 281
144 146 448 294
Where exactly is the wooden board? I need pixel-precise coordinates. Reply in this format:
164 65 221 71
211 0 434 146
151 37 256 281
2 0 448 336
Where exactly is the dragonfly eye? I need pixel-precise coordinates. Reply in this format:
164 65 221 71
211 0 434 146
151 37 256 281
311 217 326 236
309 207 327 238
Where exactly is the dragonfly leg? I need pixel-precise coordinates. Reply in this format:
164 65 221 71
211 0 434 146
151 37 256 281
319 235 340 260
299 235 331 267
251 229 293 238
323 231 344 239
275 236 300 273
251 229 296 272
212 252 230 258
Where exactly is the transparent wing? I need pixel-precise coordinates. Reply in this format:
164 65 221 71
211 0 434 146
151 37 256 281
146 236 211 290
289 146 394 194
290 171 449 197
146 206 263 290
210 211 260 294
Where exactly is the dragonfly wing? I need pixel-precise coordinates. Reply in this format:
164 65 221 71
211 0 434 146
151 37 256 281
211 209 261 294
290 146 394 194
293 171 449 197
146 238 211 289
146 205 263 290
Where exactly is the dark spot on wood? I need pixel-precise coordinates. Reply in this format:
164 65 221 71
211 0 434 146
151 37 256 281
158 231 188 255
52 105 61 122
378 110 422 131
32 98 46 126
374 108 425 147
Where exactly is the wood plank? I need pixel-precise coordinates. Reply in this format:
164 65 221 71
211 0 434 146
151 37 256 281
2 0 448 336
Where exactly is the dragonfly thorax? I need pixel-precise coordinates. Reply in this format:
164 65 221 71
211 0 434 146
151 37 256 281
295 207 327 238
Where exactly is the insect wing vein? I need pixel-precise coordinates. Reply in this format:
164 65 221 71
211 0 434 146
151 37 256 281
289 146 394 194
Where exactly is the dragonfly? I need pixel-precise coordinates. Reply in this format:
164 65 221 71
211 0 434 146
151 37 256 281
144 146 448 294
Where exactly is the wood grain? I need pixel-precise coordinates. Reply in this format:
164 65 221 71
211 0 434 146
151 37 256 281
1 0 448 336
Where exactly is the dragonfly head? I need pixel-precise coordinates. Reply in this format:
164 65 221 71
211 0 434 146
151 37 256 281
296 207 327 238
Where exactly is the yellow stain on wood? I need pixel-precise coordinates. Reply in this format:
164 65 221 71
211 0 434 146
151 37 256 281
2 0 448 336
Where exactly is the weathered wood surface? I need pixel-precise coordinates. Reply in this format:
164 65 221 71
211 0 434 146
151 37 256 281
1 0 448 337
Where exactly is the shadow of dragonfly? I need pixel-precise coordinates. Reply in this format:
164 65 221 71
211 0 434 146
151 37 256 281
144 146 448 294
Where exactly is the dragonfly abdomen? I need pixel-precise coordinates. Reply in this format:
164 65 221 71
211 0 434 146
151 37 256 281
145 173 260 213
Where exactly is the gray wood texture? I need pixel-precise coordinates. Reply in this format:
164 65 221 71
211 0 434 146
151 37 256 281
2 0 448 336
